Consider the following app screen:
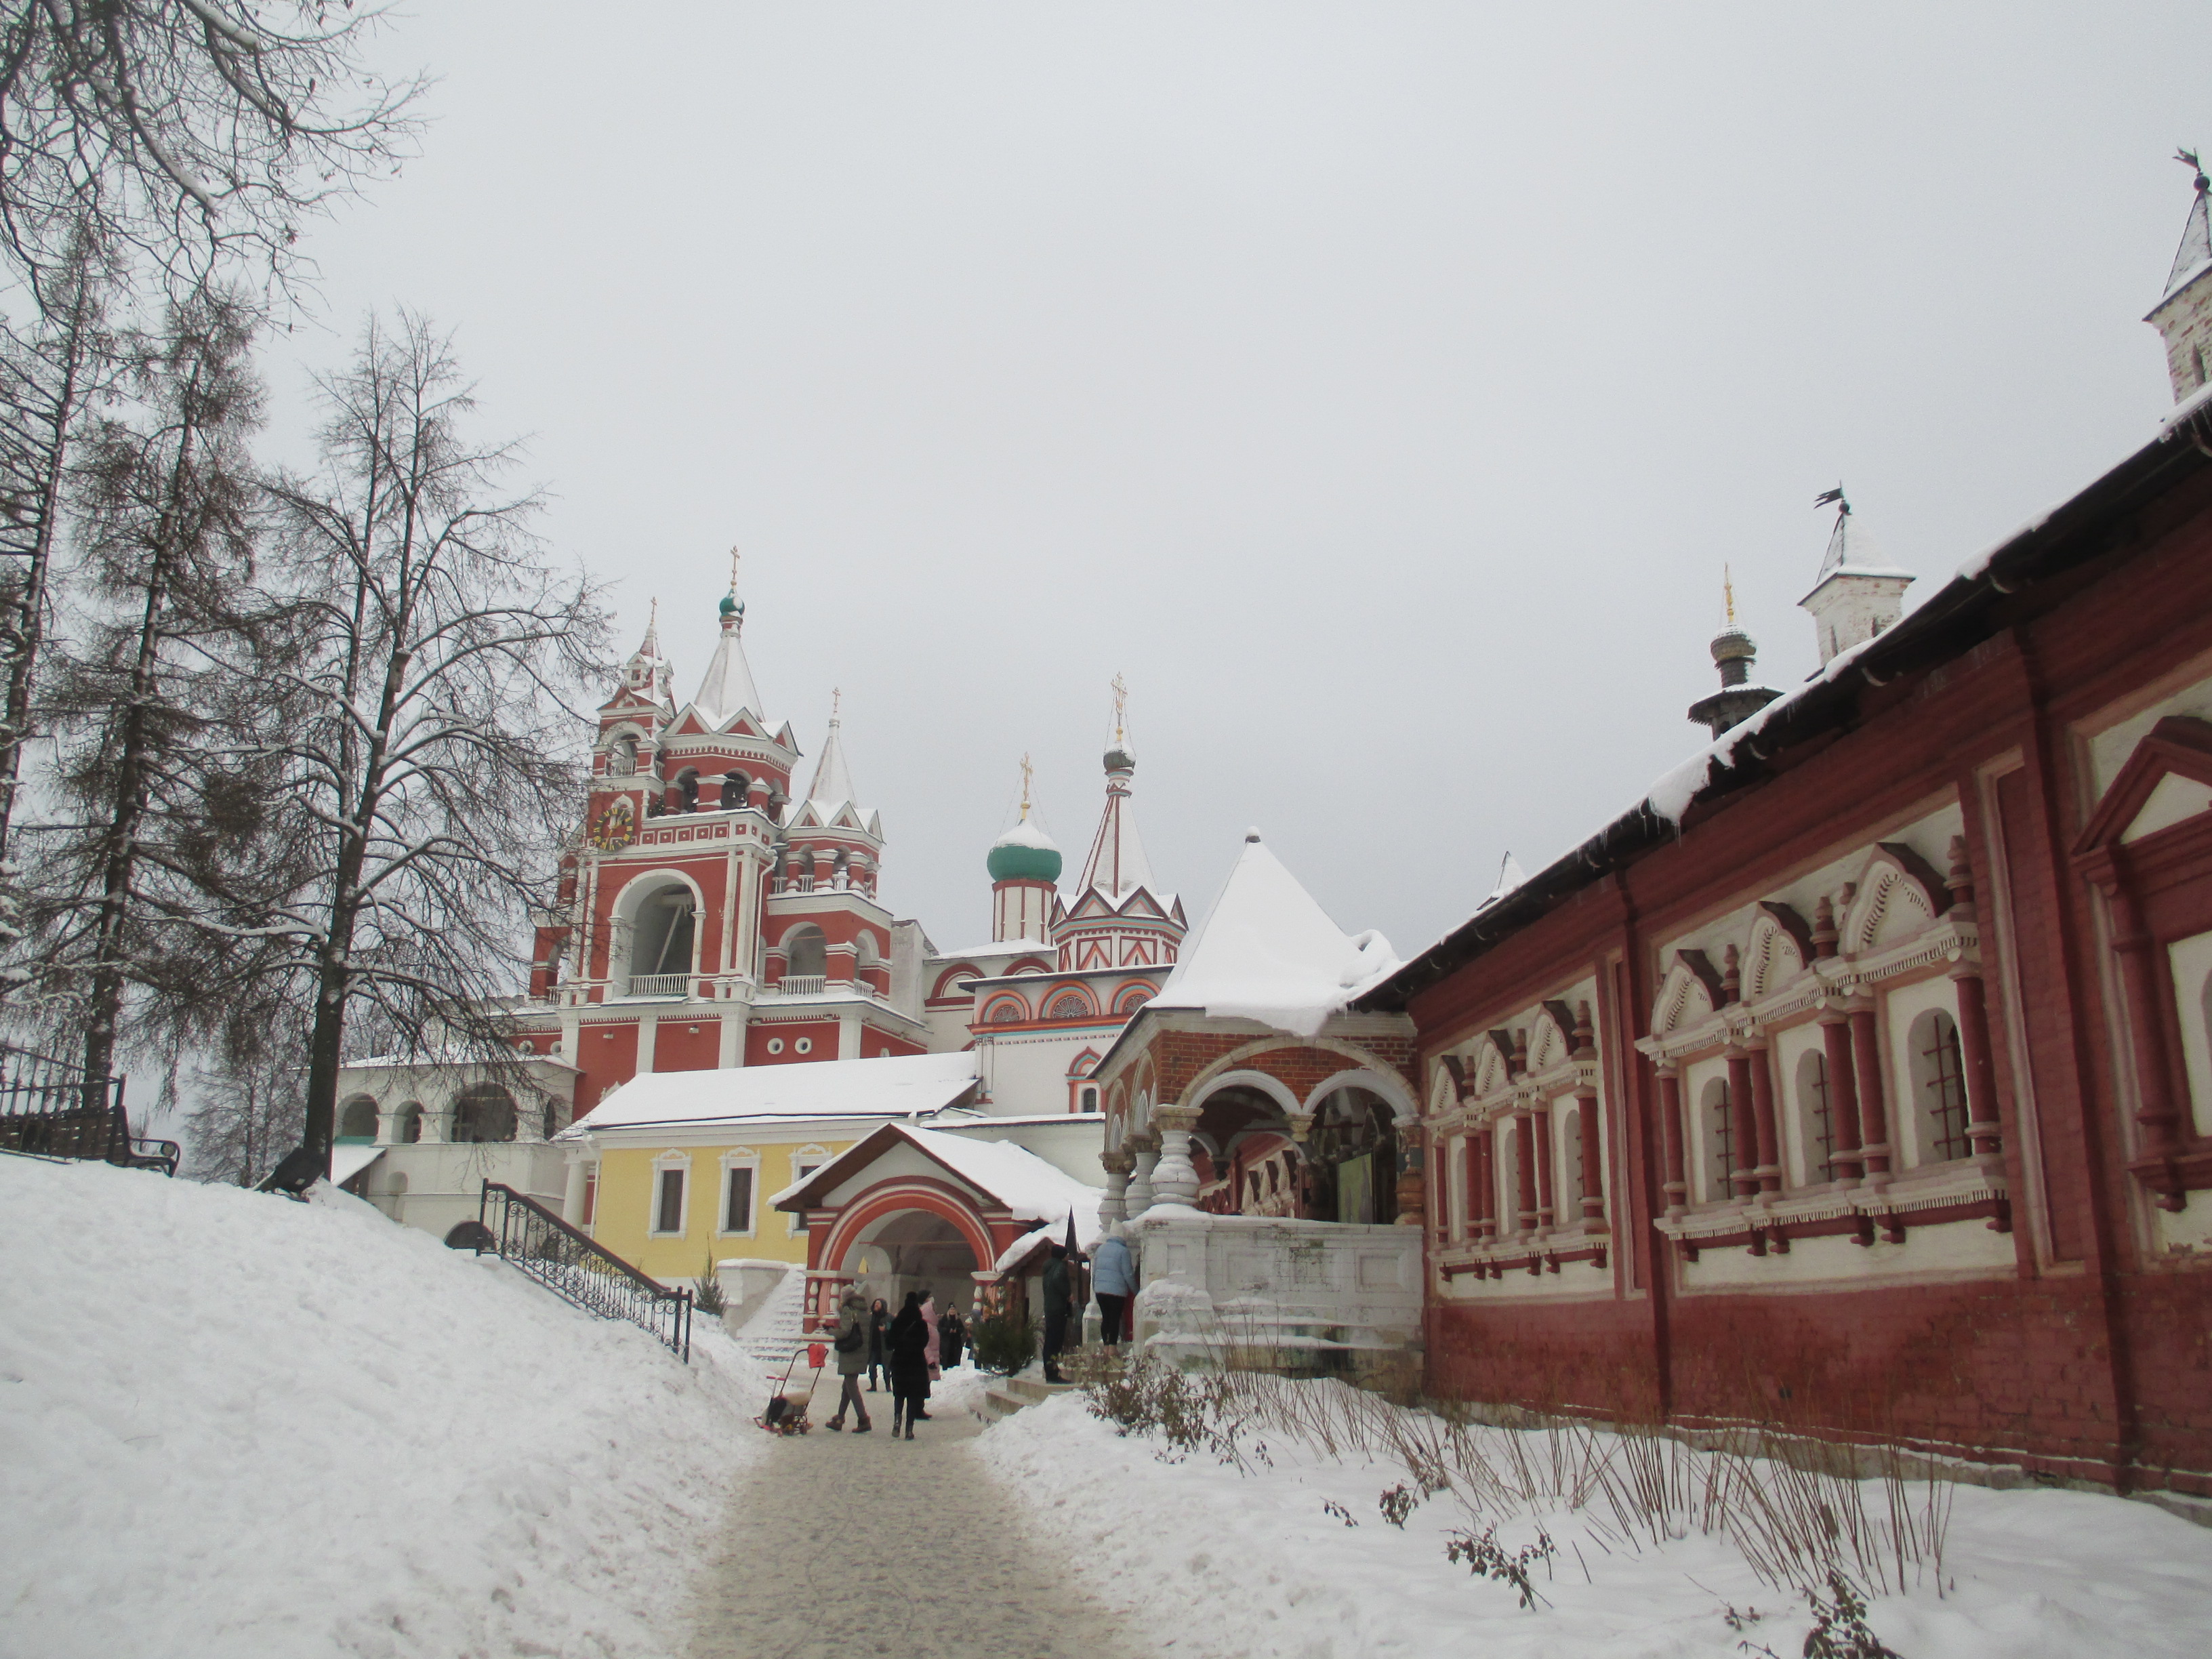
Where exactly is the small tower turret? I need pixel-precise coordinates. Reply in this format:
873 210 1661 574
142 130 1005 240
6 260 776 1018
987 754 1061 943
1799 489 1914 668
1687 568 1783 738
2148 148 2212 403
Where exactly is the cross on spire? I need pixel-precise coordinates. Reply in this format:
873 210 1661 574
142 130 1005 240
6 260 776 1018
1110 672 1128 741
1723 565 1737 628
1019 752 1033 818
728 545 741 592
832 686 841 720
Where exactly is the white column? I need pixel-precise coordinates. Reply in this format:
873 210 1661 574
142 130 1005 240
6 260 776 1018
718 1009 744 1068
373 1106 401 1146
838 1009 863 1060
636 1016 657 1074
421 1103 453 1144
1147 1105 1202 1210
1126 1136 1158 1216
561 1155 590 1225
1099 1151 1132 1225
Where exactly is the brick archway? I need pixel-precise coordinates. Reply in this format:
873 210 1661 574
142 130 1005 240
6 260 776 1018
812 1176 1000 1273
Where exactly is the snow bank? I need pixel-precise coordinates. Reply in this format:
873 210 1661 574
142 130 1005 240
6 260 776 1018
1151 833 1401 1039
975 1391 2212 1659
0 1155 766 1659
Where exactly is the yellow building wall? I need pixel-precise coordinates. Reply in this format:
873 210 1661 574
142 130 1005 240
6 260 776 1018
590 1134 862 1285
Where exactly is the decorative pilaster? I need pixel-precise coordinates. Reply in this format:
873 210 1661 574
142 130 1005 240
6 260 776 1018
1530 1103 1555 1234
2104 876 2188 1208
1848 998 1891 1185
1748 1037 1781 1196
1513 1108 1538 1237
1819 1008 1862 1185
1656 1065 1687 1218
1573 1004 1605 1229
1946 838 2005 1164
1147 1105 1202 1210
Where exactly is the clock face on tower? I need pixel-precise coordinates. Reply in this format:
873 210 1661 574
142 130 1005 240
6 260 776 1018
589 798 636 851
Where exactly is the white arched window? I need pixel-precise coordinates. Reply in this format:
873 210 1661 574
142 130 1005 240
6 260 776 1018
1555 1104 1583 1221
337 1095 379 1141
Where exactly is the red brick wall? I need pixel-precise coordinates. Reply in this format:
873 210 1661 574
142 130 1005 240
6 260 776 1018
1399 467 2212 1498
745 1019 841 1065
652 1019 722 1073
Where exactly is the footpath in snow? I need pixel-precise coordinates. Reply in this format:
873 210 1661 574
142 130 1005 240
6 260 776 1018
0 1153 760 1659
972 1381 2212 1659
684 1364 1137 1659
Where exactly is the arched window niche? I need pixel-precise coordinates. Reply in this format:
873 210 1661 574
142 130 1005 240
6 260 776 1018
622 879 697 996
1699 1077 1734 1204
337 1096 379 1142
1794 1049 1835 1185
1907 1008 1969 1166
453 1084 517 1143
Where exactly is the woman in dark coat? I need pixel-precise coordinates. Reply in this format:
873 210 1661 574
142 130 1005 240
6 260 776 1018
886 1290 933 1439
866 1297 890 1391
939 1307 966 1370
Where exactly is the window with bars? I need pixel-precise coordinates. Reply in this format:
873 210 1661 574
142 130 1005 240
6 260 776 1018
1796 1049 1834 1183
1911 1009 1970 1163
1701 1079 1733 1202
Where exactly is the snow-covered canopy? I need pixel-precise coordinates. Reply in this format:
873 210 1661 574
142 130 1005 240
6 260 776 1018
770 1122 1102 1245
565 1052 979 1135
1809 508 1916 587
1148 831 1399 1040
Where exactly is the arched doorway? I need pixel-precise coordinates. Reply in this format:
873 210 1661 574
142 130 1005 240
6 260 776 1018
1191 1084 1296 1216
1307 1085 1401 1225
841 1208 982 1320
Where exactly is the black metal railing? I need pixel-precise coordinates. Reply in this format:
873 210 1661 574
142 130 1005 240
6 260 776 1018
477 1182 692 1361
0 1042 178 1175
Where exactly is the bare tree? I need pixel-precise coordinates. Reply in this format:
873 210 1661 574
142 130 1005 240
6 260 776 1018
0 230 119 876
253 311 607 1174
182 1012 302 1183
0 2 422 305
24 286 270 1086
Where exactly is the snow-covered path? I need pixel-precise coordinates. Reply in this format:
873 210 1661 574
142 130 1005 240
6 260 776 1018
684 1369 1141 1659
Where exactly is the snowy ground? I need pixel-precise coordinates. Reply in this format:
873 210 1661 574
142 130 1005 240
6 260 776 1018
0 1154 764 1659
974 1386 2212 1659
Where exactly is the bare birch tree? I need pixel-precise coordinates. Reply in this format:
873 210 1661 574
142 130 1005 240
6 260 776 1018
23 287 272 1086
252 312 607 1173
0 2 422 305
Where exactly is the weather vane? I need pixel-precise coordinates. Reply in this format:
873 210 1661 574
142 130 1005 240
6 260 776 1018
1110 672 1128 741
1814 483 1850 518
2181 147 2209 193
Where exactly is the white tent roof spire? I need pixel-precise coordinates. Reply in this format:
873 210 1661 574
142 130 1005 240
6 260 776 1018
807 690 860 811
689 550 765 728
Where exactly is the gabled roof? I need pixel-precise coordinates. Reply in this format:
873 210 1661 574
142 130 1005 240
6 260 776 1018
769 1122 1103 1235
1146 831 1399 1039
563 1052 979 1134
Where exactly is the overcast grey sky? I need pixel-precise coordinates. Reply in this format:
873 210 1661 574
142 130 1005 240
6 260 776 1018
266 2 2212 960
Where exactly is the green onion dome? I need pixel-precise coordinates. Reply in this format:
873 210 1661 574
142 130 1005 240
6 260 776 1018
987 815 1063 883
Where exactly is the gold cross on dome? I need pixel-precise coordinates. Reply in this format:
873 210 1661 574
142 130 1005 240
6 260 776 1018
1723 565 1736 628
728 546 741 592
1110 672 1128 741
1019 752 1033 817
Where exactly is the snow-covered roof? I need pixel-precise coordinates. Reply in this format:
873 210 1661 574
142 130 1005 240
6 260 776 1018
565 1052 979 1134
769 1122 1102 1242
687 615 765 730
928 938 1054 964
1807 509 1916 588
2159 180 2211 305
340 1048 579 1076
804 712 866 817
1147 831 1399 1039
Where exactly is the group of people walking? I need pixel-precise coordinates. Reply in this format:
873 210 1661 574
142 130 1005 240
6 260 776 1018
826 1288 966 1438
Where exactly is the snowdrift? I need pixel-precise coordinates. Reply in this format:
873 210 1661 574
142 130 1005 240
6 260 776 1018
0 1155 760 1659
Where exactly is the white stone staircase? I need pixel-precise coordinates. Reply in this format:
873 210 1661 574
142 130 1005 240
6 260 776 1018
729 1267 811 1368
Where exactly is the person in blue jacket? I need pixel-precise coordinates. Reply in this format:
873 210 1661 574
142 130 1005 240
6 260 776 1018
1090 1224 1136 1345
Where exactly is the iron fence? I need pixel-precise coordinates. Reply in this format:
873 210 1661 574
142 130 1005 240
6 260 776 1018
478 1181 692 1360
0 1042 178 1175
